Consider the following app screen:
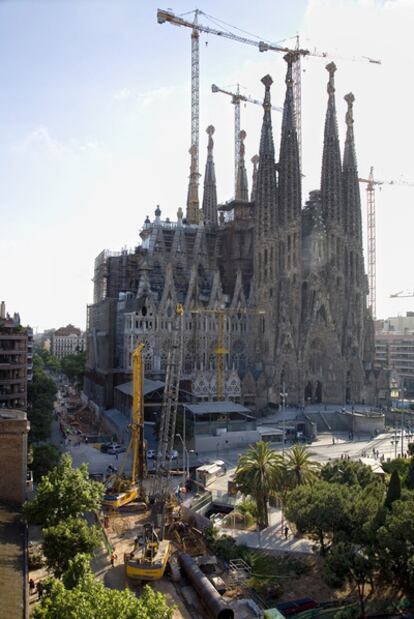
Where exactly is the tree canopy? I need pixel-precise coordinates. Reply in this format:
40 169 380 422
324 542 375 618
234 441 283 528
321 459 378 489
30 443 60 482
285 480 353 554
61 351 86 389
24 453 103 526
284 444 320 487
28 353 57 442
42 518 101 577
32 578 174 619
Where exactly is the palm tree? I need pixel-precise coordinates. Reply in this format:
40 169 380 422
284 443 320 488
234 442 283 529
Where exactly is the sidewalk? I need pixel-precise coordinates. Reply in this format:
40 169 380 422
219 507 315 555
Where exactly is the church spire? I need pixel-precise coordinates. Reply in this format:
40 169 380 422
202 125 218 225
186 144 200 224
321 62 343 227
250 154 259 202
255 74 277 238
342 92 362 245
235 130 249 201
278 52 301 226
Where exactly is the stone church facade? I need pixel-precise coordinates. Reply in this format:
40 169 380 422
85 55 380 412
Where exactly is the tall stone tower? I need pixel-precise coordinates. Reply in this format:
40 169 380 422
274 53 303 402
253 74 279 384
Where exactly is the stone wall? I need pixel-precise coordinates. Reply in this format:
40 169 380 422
0 410 29 504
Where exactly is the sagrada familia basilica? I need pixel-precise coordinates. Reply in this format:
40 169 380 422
85 54 383 411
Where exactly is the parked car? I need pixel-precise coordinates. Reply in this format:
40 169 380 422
100 442 114 453
276 598 317 616
147 449 157 460
106 444 126 455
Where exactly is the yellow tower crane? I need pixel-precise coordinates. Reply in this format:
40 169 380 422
103 343 145 509
192 307 264 401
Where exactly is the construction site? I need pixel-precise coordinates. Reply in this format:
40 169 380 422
70 7 414 617
26 6 414 619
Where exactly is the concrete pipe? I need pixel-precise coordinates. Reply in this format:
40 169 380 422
178 552 234 619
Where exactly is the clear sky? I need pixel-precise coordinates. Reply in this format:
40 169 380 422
1 0 413 330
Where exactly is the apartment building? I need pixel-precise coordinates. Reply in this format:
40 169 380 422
51 324 85 359
375 312 414 397
0 301 32 410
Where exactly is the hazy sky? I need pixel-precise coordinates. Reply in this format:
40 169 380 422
1 0 414 330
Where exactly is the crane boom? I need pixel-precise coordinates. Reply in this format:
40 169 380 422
158 8 380 180
390 291 414 298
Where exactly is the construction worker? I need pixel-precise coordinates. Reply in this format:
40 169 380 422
110 550 117 567
29 578 35 595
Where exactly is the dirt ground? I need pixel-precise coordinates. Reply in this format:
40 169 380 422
275 555 349 602
104 511 193 619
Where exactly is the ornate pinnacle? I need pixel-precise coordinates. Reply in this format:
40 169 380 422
251 154 259 166
239 130 246 159
206 125 215 154
284 52 295 87
326 62 337 95
261 74 273 109
344 92 355 127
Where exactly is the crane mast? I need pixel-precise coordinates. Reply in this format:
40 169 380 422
158 7 380 183
211 82 282 193
366 167 377 319
293 36 302 171
131 343 145 486
191 11 200 179
157 304 184 471
359 168 414 321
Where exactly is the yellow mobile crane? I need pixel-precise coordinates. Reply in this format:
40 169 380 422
103 343 145 509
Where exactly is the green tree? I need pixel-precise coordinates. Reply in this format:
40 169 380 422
405 457 414 489
33 578 174 619
285 481 351 554
62 553 92 590
283 444 320 487
384 470 401 509
42 518 101 577
377 497 414 588
234 442 283 529
324 542 375 618
31 444 60 482
61 351 86 389
321 459 377 488
24 453 103 526
28 353 57 442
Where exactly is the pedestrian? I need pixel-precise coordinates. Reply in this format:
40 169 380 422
284 525 289 539
110 550 117 567
37 581 44 599
29 578 35 595
115 451 118 461
84 436 88 445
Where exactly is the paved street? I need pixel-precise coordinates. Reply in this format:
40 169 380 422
207 429 410 496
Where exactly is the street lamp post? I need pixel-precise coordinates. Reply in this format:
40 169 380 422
280 382 288 456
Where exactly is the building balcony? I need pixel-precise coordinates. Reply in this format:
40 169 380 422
0 362 26 369
0 379 25 386
0 392 26 401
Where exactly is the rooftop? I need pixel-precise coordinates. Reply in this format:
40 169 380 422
184 401 252 416
115 378 165 397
